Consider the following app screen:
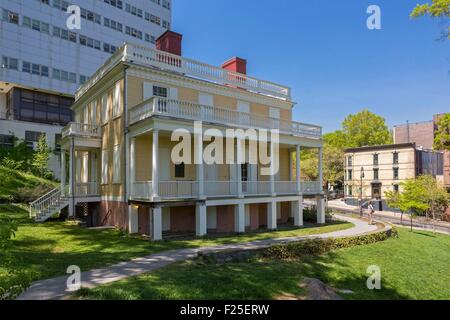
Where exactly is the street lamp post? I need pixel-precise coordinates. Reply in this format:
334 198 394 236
360 167 365 217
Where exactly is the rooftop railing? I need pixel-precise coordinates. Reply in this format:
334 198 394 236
75 44 291 101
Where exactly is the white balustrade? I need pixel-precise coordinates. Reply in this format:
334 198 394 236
159 181 198 199
74 182 100 197
131 180 322 199
76 44 290 101
129 97 322 139
242 181 272 196
132 181 153 200
275 181 297 195
62 123 101 139
301 181 322 195
204 181 237 197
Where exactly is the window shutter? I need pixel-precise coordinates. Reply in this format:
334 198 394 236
143 82 153 100
169 87 178 100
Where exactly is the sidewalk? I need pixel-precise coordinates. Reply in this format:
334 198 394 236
328 199 450 231
18 214 380 300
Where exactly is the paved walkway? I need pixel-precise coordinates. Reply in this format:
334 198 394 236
328 200 450 235
18 214 379 300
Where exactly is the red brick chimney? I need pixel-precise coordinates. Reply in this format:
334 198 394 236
221 57 247 74
156 31 183 56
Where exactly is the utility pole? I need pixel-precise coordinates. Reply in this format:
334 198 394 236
360 166 365 218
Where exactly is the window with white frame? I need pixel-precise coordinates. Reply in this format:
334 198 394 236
113 145 121 183
101 149 109 184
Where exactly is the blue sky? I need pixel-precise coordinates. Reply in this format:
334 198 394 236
172 0 449 133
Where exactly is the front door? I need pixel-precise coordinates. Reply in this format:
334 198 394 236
371 183 382 200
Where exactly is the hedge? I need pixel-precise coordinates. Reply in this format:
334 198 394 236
264 227 398 260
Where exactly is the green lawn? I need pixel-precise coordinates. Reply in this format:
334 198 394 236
75 228 450 300
0 166 57 202
0 204 352 297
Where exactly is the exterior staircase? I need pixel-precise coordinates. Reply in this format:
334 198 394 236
29 187 69 222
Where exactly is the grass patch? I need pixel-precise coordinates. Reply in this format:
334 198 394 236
76 228 450 300
0 204 352 298
0 166 57 202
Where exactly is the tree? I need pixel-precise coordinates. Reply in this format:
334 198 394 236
300 149 318 182
0 135 34 172
32 134 52 179
342 109 393 148
388 176 449 231
411 0 450 39
323 144 344 187
434 113 450 150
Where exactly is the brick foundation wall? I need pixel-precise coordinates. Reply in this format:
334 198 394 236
170 206 195 233
138 207 151 236
258 203 268 228
96 200 129 231
216 205 235 233
278 202 291 224
249 204 260 231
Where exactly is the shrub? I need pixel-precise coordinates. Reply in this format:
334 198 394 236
264 227 398 260
0 215 17 250
12 185 54 203
303 205 334 222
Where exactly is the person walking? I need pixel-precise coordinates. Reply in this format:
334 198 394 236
368 201 375 225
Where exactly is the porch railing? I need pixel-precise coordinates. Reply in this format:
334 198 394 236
74 182 100 197
159 181 198 199
301 181 322 195
129 97 322 139
131 180 322 200
62 123 101 139
242 181 272 196
205 181 237 197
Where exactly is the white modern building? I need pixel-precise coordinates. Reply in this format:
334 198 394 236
0 0 172 178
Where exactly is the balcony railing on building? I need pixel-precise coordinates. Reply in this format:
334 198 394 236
62 123 101 139
129 97 322 139
76 44 291 101
73 182 100 197
131 180 322 200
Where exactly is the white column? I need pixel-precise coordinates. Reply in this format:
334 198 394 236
267 201 277 230
316 195 326 224
293 196 304 227
195 133 204 199
235 202 245 233
152 207 162 241
130 137 136 197
89 151 97 194
61 150 66 192
318 146 323 194
196 204 207 236
128 205 138 234
236 137 243 198
68 201 75 218
296 145 301 194
152 130 159 199
270 142 276 196
68 144 74 197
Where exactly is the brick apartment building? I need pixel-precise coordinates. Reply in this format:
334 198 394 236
393 114 450 191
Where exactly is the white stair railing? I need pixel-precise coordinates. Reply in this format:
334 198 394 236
29 186 67 219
